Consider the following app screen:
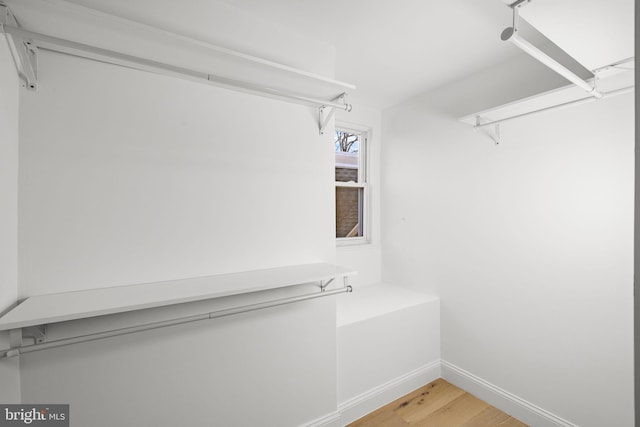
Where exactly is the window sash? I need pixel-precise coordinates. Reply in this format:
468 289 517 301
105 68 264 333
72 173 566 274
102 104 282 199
335 127 369 244
336 186 368 243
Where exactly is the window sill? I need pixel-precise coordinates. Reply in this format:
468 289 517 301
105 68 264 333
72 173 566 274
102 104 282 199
336 237 370 247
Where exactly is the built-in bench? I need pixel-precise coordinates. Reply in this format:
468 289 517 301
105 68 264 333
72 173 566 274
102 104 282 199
336 283 441 425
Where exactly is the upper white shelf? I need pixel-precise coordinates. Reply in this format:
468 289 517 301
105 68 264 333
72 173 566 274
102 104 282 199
0 263 356 331
2 0 355 106
459 59 634 128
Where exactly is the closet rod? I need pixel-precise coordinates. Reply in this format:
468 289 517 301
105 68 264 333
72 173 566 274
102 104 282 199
0 285 351 359
1 25 352 111
474 85 634 129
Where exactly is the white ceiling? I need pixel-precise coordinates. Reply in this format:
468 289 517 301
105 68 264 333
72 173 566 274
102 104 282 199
28 0 639 108
518 0 634 71
212 0 520 107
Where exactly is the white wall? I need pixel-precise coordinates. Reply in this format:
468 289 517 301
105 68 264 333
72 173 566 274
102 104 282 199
382 60 634 426
17 49 338 426
0 35 21 402
19 51 335 295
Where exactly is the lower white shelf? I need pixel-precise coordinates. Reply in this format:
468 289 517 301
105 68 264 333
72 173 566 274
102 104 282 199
0 263 355 331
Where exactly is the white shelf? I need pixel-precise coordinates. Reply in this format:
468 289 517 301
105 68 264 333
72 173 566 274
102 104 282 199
0 263 356 331
2 0 355 108
459 62 634 127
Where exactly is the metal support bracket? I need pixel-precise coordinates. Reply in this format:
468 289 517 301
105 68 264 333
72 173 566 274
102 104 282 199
8 328 22 348
319 93 351 135
24 325 47 344
4 325 47 358
0 6 38 91
475 116 501 145
320 275 353 292
320 278 335 292
509 0 532 36
509 0 531 10
343 276 352 292
6 329 22 358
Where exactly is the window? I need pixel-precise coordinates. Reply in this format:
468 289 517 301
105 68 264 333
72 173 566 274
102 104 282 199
335 126 368 243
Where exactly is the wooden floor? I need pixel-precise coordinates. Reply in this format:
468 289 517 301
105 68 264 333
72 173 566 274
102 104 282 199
348 379 528 427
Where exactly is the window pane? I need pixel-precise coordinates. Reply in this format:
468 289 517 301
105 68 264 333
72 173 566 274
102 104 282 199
336 187 364 238
335 130 360 183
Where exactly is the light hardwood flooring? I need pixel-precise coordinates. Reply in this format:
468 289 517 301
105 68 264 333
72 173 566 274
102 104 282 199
348 379 528 427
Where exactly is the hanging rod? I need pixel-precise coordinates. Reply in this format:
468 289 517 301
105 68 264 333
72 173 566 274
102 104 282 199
0 24 353 112
474 85 634 129
0 285 352 359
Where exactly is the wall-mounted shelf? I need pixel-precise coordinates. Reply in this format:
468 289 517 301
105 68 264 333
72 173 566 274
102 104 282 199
460 58 634 145
0 0 354 133
0 263 356 358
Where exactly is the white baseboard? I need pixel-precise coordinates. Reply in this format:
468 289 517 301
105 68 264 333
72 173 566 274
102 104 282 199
336 360 441 426
300 411 341 427
441 360 578 427
304 359 576 427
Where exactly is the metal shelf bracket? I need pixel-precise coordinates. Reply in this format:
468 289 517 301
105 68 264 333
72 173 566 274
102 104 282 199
0 6 38 91
320 278 335 292
6 325 47 357
24 324 47 344
475 116 501 145
319 93 351 135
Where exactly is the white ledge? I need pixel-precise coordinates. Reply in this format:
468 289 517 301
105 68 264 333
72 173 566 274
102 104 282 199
337 283 438 327
0 263 356 331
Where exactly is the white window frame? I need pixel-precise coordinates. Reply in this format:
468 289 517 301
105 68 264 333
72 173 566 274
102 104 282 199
335 123 370 246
